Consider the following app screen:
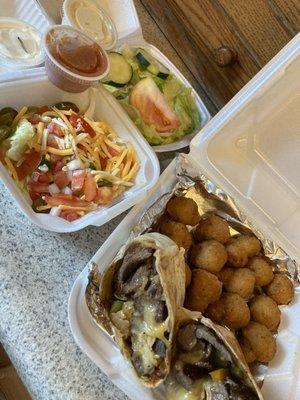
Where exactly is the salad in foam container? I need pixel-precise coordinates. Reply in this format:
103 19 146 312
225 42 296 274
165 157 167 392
62 0 210 152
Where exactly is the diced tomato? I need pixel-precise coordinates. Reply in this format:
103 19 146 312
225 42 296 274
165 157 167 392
100 156 107 169
29 190 42 201
15 150 42 181
107 146 119 157
50 154 63 163
30 171 53 184
28 114 40 125
48 121 65 137
54 170 69 189
69 114 95 137
129 77 181 133
53 160 65 173
60 210 80 222
71 170 86 194
44 194 89 207
47 133 59 148
29 181 50 193
94 187 115 205
83 173 97 202
37 105 50 115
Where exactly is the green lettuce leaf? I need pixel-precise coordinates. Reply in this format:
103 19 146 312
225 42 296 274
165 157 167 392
6 119 35 161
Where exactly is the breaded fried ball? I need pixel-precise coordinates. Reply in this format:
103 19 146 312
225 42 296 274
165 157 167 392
185 263 192 288
185 269 222 313
218 267 235 285
249 295 281 331
226 235 261 268
205 300 225 324
194 214 231 244
247 256 274 286
222 293 250 330
160 218 193 250
239 337 256 364
190 240 228 273
206 293 250 330
224 268 255 299
166 196 200 226
265 274 294 305
242 322 276 363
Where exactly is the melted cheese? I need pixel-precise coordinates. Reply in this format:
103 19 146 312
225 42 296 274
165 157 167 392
166 378 206 400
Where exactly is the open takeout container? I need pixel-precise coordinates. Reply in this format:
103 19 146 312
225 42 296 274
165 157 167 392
69 34 300 399
0 75 160 232
0 0 52 81
61 0 211 152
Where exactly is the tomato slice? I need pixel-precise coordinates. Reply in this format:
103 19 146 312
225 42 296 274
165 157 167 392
48 121 65 137
44 194 89 207
94 187 115 205
107 146 119 157
54 170 69 189
69 114 96 137
28 114 40 125
129 77 181 133
83 173 97 202
37 105 50 115
60 210 80 222
71 170 86 194
15 150 42 181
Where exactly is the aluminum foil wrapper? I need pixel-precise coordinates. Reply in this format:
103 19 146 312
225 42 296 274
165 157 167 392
87 153 299 388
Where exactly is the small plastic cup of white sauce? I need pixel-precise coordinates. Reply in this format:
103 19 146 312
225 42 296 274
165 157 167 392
43 25 109 93
0 17 44 70
62 0 118 50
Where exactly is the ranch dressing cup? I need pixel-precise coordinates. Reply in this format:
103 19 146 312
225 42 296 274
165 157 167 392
62 0 117 50
0 18 44 70
43 25 109 93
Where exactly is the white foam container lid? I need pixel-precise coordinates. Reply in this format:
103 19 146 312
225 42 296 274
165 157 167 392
62 0 211 152
0 0 52 80
0 76 159 232
68 33 300 399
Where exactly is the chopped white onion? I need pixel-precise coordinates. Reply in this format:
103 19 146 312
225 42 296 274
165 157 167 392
49 183 60 194
38 164 49 173
67 159 82 171
50 206 61 217
62 186 72 195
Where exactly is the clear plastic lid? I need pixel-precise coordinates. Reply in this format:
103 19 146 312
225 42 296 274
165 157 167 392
190 34 300 263
0 17 44 69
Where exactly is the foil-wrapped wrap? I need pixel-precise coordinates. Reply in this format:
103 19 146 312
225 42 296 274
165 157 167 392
86 153 299 389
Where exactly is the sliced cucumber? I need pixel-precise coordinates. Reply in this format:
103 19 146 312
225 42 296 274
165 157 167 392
135 49 170 79
105 52 133 87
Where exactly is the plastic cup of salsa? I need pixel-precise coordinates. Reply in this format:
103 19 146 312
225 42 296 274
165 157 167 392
43 25 109 93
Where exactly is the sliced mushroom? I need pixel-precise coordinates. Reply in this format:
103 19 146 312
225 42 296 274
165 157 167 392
177 323 198 352
152 339 166 357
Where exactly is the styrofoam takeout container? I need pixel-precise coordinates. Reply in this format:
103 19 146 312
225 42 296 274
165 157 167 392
69 34 300 399
0 75 159 232
0 0 52 81
61 0 211 152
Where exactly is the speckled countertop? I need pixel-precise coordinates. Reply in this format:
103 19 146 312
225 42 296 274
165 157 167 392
0 1 194 400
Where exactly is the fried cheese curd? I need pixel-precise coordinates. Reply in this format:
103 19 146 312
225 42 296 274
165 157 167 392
194 214 231 244
226 235 261 268
247 256 274 286
205 292 250 330
159 217 193 250
249 295 281 331
265 273 294 305
219 267 255 299
166 196 200 226
242 321 277 363
190 240 228 274
185 269 222 313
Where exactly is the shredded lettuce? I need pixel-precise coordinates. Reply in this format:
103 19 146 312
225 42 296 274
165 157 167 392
6 119 35 161
103 50 201 146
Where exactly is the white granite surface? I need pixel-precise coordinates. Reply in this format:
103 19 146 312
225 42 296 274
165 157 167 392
0 1 187 399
